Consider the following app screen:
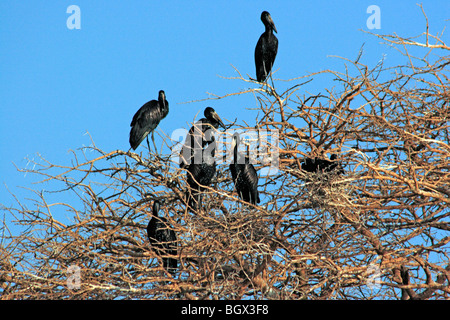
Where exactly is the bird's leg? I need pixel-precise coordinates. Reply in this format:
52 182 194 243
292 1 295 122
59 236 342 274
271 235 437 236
197 193 203 213
269 69 275 89
151 131 158 154
146 136 151 151
267 63 276 91
146 134 157 166
262 61 267 83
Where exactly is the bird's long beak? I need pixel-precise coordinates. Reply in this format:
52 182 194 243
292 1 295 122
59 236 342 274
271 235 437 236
231 135 237 150
213 112 226 129
268 16 277 33
159 91 166 105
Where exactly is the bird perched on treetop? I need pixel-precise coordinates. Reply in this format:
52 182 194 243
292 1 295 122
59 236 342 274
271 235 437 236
129 90 169 150
301 154 344 175
229 132 260 205
146 200 178 274
179 107 226 212
255 11 278 83
179 107 226 169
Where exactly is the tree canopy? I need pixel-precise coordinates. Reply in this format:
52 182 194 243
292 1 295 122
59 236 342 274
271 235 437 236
1 21 449 300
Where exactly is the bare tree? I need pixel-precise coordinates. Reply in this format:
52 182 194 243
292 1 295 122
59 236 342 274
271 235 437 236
1 13 449 300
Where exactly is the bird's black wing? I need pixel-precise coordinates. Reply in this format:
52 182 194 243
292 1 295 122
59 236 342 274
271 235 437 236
179 119 209 167
148 217 178 274
244 163 260 204
129 100 162 149
255 34 278 82
147 218 162 255
230 162 259 205
255 35 267 82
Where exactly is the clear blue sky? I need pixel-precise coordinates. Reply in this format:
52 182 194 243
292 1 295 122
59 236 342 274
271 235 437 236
1 1 449 209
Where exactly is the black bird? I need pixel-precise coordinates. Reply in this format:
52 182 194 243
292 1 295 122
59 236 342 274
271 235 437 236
229 133 260 205
147 200 177 274
255 11 278 83
179 107 226 169
301 154 344 175
185 138 218 211
129 90 169 150
180 107 226 211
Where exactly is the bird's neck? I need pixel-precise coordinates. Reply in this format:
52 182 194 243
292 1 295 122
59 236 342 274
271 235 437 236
265 25 273 35
233 145 242 164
